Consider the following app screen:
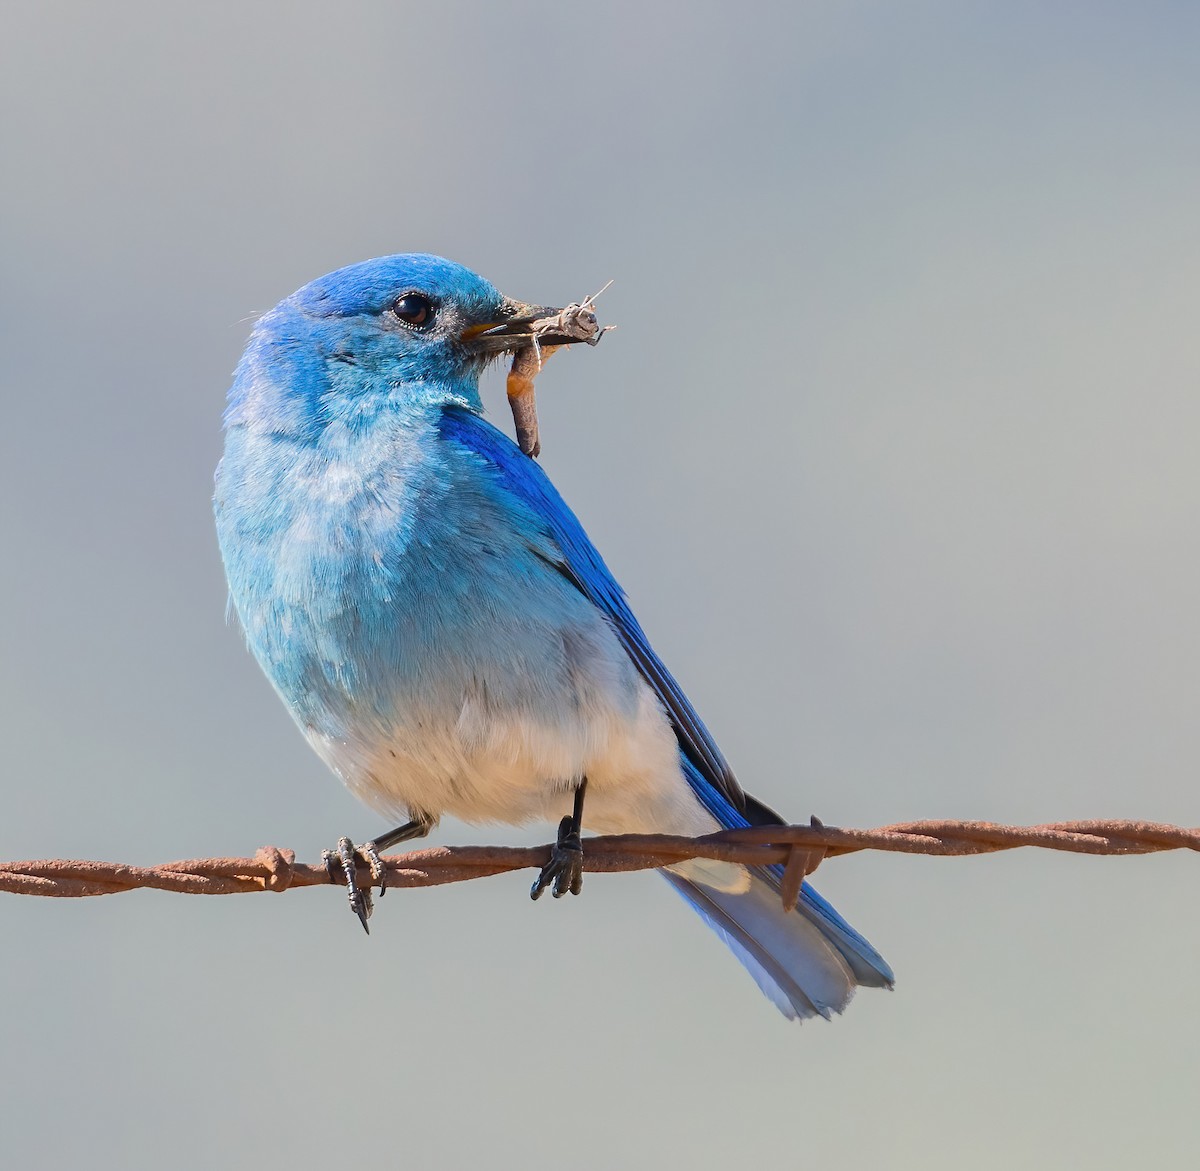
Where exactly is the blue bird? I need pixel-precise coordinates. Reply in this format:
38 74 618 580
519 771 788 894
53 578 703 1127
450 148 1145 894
214 254 893 1020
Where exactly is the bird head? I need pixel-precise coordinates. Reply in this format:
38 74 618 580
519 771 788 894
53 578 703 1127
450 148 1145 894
223 253 594 438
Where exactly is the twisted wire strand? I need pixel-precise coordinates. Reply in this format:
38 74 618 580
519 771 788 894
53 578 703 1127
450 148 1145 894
1 819 1196 904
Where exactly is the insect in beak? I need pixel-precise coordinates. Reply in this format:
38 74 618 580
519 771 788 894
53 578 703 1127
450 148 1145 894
462 283 615 459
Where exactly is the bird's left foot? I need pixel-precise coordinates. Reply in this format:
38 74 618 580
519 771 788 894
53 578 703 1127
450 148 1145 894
531 813 585 900
322 817 433 933
322 837 386 933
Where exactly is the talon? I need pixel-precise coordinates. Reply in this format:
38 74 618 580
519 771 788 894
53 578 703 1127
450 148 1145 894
362 839 387 898
531 814 585 901
322 836 374 933
322 817 429 922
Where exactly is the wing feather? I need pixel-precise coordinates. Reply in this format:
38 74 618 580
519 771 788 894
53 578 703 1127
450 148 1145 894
438 406 745 812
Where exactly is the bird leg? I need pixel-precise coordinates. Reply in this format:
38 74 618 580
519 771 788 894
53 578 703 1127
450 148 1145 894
531 778 588 900
322 816 433 933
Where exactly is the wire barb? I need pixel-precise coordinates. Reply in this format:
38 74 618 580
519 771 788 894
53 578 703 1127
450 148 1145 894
1 819 1196 900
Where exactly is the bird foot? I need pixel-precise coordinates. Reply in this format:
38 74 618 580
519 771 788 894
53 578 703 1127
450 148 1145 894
531 814 584 900
322 836 387 933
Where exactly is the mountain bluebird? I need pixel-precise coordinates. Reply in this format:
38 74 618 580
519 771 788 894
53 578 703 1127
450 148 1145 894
214 254 893 1020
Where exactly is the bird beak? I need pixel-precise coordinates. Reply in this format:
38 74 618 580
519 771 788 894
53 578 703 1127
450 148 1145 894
459 296 606 355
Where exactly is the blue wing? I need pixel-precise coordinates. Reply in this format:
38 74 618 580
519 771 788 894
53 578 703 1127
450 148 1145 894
438 406 894 1011
439 405 746 816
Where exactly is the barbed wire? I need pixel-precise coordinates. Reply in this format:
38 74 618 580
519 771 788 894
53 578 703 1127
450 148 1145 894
2 819 1196 908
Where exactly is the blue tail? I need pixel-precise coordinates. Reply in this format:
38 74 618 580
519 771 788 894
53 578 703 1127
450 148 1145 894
670 762 894 1020
663 868 893 1020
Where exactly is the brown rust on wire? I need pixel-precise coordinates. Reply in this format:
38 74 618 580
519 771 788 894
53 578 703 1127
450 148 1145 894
1 820 1197 901
779 817 829 911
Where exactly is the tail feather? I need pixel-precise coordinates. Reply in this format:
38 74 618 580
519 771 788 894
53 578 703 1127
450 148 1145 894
795 881 895 990
664 868 893 1020
672 757 893 1018
663 871 846 1019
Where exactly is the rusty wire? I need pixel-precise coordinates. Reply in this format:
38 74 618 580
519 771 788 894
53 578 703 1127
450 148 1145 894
1 819 1196 907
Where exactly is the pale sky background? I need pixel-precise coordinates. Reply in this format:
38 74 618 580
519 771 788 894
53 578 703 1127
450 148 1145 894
2 2 1198 1167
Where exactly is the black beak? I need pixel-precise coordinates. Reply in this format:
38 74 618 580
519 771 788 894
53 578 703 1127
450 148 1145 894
459 296 605 355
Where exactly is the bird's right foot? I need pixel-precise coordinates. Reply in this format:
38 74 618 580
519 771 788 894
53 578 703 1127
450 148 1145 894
530 814 585 900
530 778 589 901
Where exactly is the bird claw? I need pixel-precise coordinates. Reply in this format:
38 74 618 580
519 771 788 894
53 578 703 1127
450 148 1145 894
322 836 387 932
531 814 585 900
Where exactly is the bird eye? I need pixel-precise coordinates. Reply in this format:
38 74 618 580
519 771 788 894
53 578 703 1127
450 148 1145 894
392 293 435 328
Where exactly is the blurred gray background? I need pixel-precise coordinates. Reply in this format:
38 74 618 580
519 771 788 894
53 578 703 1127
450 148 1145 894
3 2 1198 1167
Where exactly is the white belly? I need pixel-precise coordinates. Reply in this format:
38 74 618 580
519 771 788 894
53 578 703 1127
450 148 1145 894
307 677 720 840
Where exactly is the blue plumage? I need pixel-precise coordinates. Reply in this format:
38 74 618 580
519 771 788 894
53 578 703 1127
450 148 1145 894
215 254 892 1019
